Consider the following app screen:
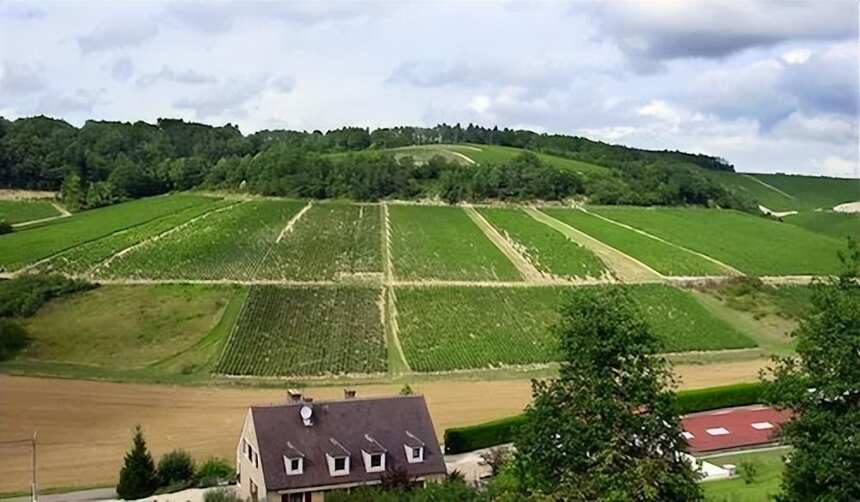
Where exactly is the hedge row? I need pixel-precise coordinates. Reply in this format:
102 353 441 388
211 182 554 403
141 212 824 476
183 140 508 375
443 382 766 454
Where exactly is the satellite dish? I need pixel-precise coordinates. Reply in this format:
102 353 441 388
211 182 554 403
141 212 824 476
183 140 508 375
300 405 313 421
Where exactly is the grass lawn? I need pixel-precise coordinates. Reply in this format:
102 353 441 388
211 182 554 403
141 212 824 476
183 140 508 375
783 211 859 240
0 199 61 224
749 173 859 210
18 284 237 370
590 206 845 276
710 171 797 212
701 448 788 501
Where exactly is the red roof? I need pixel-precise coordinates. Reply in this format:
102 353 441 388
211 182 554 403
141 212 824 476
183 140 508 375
680 405 791 453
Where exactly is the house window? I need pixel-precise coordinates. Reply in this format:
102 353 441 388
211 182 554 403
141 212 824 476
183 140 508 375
285 456 303 475
370 454 382 468
412 447 422 460
328 454 350 476
334 457 347 471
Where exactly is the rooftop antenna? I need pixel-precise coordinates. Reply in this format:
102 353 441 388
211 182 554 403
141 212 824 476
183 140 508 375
300 405 313 427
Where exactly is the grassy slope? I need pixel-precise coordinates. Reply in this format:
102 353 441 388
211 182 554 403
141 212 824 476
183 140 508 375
104 200 305 280
591 206 845 275
543 208 725 276
0 200 60 224
702 449 787 501
215 286 386 376
389 204 521 281
478 207 607 279
783 211 860 240
0 194 214 271
708 171 797 211
258 202 381 280
19 285 234 369
396 285 755 372
749 173 859 209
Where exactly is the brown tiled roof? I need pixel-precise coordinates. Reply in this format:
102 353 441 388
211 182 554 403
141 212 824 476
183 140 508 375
250 395 446 492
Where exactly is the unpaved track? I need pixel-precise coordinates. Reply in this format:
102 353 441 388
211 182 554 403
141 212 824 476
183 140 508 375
276 201 312 243
0 361 764 493
525 207 662 282
744 174 796 199
463 205 544 282
11 202 71 228
581 208 744 276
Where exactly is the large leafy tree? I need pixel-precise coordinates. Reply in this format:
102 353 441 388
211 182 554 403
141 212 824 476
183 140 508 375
764 239 860 501
514 287 701 501
117 426 159 500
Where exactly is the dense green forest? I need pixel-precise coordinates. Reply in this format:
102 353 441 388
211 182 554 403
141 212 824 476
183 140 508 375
0 115 750 210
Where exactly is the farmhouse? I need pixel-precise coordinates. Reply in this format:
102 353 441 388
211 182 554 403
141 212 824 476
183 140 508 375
236 391 447 501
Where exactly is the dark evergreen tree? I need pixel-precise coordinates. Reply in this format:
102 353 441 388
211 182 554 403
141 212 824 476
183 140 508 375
116 426 159 500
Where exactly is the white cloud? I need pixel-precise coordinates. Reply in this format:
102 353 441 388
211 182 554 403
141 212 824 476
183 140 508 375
813 155 859 178
782 48 812 64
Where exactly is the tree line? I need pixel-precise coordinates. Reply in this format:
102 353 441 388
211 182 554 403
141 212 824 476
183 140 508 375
0 115 751 211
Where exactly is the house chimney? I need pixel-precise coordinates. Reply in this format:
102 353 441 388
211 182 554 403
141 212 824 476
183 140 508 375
344 389 357 400
288 389 302 402
303 397 314 403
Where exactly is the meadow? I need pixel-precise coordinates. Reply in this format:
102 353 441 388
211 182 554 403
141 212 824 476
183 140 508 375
0 194 214 272
478 207 607 279
395 284 755 372
701 449 787 502
591 206 846 275
215 285 386 376
256 202 382 280
0 199 61 224
541 208 726 276
389 204 522 281
784 211 859 240
749 173 859 210
103 199 305 280
708 171 797 211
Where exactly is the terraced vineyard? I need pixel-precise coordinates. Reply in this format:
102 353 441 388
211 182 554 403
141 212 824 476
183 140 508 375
395 284 755 372
0 194 215 272
216 285 386 376
542 208 726 276
0 199 61 224
103 199 305 280
257 203 382 280
478 207 607 279
591 206 846 275
389 204 521 281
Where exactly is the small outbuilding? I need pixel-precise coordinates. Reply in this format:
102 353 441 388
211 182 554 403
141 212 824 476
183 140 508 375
236 391 447 502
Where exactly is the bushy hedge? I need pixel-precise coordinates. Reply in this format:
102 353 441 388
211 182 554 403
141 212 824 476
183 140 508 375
444 382 767 453
0 273 95 317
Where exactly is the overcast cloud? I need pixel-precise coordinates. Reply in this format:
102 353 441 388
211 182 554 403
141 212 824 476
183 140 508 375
0 0 857 176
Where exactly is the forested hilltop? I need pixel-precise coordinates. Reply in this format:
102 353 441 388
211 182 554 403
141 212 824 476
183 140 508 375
1 115 750 210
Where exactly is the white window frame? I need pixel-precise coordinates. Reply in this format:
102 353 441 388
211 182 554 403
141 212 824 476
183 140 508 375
404 445 424 463
284 456 303 475
327 454 350 476
362 450 386 473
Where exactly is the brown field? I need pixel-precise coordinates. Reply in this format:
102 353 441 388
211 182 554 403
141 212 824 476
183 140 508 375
0 361 763 493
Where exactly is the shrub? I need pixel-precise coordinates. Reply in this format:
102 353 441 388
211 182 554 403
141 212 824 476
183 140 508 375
0 319 30 361
0 274 95 318
444 415 527 454
204 488 245 502
157 449 196 488
196 457 234 487
740 460 759 485
0 221 12 235
116 426 158 500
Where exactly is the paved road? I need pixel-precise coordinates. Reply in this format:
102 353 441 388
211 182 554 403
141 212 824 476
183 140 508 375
2 487 116 502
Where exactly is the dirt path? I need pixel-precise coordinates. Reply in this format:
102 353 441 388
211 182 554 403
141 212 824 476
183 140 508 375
276 201 312 243
463 205 544 282
10 202 71 228
384 287 410 374
449 151 476 165
0 189 57 200
743 174 796 199
89 201 244 277
525 207 662 282
382 203 395 283
0 362 766 493
581 208 744 277
51 202 71 217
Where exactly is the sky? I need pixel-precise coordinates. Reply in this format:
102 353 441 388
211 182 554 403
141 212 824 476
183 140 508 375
0 0 858 177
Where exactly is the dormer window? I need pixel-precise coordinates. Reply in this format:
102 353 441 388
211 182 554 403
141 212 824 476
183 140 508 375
404 431 425 464
411 446 424 462
370 453 383 468
361 434 387 473
327 455 349 476
284 456 303 475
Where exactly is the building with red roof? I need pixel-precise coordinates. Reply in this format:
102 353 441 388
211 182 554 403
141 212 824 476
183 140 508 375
681 405 791 453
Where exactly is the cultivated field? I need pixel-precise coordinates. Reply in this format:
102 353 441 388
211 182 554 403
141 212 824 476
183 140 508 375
784 211 860 240
216 286 386 376
395 285 754 372
591 206 845 275
0 194 214 271
256 203 382 280
478 207 607 279
0 199 61 224
749 173 859 210
542 208 727 276
389 204 521 281
103 199 305 280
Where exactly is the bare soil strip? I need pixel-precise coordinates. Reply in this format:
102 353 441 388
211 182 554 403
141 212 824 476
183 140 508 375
743 174 796 199
581 208 744 276
276 201 313 243
463 205 543 282
10 202 71 228
52 202 72 217
382 202 395 283
89 201 244 277
0 189 57 200
525 207 662 282
0 363 764 493
450 151 476 165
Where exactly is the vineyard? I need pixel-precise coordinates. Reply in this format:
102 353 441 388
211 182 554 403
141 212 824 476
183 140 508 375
591 206 846 275
256 203 382 280
102 199 306 280
395 284 755 372
215 285 386 376
541 208 727 276
749 173 859 210
0 199 61 224
389 204 521 281
478 207 607 279
784 211 860 240
0 194 214 272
